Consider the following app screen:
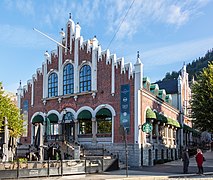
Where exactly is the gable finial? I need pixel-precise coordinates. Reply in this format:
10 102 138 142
69 13 71 19
137 51 140 59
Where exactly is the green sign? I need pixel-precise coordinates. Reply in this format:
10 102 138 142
142 123 153 133
120 84 130 133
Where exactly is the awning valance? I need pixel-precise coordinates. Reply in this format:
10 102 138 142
78 110 92 120
146 108 157 119
183 124 200 136
32 115 44 124
166 117 180 128
47 114 58 123
153 112 180 128
154 112 167 123
96 108 112 118
183 124 194 132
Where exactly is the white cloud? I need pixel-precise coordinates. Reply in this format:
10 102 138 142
104 0 211 40
4 0 34 16
71 0 101 26
166 5 189 26
16 0 34 15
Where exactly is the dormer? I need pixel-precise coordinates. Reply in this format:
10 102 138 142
158 89 166 101
165 94 172 105
143 77 151 91
150 84 159 96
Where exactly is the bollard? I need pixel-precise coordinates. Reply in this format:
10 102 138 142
17 158 20 179
47 158 50 177
61 159 63 176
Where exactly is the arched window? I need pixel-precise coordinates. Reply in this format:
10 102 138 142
79 65 91 92
48 73 58 97
63 112 74 121
46 114 59 136
63 64 74 95
96 108 112 134
78 110 92 134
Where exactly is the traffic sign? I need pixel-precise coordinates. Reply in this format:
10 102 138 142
142 122 153 133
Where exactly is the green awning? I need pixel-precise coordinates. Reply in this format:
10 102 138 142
183 124 194 132
166 117 180 128
154 112 167 123
47 114 58 123
96 108 112 118
183 124 200 136
154 112 180 128
78 110 92 120
32 115 44 124
146 108 157 119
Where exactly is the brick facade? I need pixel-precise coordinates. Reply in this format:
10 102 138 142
17 16 195 167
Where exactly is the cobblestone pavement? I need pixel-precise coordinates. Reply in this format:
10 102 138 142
3 150 213 180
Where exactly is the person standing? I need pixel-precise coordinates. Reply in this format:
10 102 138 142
195 149 204 175
182 148 190 174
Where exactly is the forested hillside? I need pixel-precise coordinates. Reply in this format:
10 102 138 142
159 49 213 82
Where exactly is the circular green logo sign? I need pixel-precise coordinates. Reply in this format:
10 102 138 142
142 122 153 133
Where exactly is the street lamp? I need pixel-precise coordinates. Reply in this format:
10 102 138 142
44 112 48 142
62 109 67 141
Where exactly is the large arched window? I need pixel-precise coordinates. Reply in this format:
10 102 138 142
48 73 58 97
63 63 74 95
79 65 91 92
96 108 112 134
46 114 59 135
78 110 92 134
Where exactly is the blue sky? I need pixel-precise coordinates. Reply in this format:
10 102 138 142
0 0 213 93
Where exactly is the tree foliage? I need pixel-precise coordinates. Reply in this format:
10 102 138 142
0 82 24 138
190 62 213 133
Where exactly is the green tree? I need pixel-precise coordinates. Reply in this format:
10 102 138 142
190 62 213 133
0 82 24 138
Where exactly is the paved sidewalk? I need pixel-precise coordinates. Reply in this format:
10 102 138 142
4 150 213 180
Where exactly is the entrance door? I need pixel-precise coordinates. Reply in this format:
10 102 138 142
65 120 75 142
63 112 75 142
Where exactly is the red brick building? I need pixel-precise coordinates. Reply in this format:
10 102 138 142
17 16 197 167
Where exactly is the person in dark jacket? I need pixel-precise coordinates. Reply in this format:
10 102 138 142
195 148 204 174
182 148 190 174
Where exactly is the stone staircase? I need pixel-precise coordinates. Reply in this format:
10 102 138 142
80 145 120 172
58 140 75 160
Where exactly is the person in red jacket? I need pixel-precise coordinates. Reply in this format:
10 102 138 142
195 148 204 175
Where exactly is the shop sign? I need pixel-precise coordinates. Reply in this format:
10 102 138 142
142 122 153 133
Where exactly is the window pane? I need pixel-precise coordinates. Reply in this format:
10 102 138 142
97 117 112 133
79 119 92 134
48 73 58 97
79 65 91 93
63 64 74 95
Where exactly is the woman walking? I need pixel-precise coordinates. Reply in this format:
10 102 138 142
195 149 204 175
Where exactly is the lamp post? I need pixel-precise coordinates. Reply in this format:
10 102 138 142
44 112 48 142
62 109 67 141
119 125 128 177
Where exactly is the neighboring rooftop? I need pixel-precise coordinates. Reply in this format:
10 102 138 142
155 79 178 94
